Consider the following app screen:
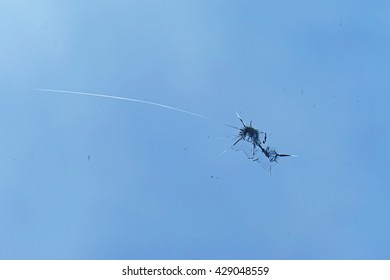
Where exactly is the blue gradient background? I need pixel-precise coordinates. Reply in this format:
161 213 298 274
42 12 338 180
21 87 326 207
1 1 389 259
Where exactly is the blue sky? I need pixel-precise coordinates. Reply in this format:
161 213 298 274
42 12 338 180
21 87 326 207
1 0 390 259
